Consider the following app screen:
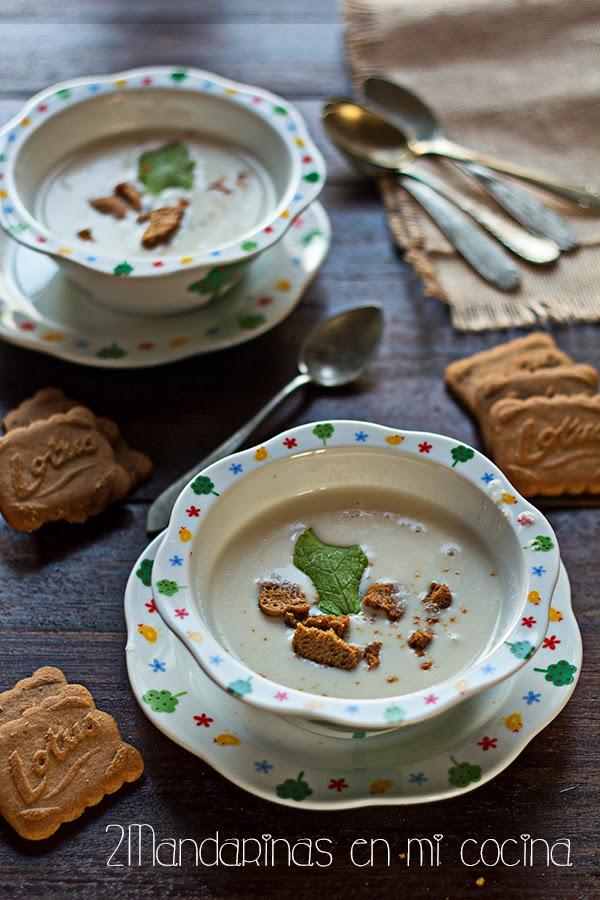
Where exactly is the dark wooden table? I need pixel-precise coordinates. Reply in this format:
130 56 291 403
0 2 598 898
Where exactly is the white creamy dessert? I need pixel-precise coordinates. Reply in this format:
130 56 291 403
201 486 507 700
35 129 276 257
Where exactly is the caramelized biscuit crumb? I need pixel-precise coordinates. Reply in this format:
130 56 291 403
386 675 399 684
363 582 405 621
292 623 361 670
208 177 232 195
90 195 129 219
419 660 433 671
258 581 309 619
115 181 142 212
303 614 349 637
423 582 452 611
364 641 382 670
141 199 187 249
77 228 94 241
408 629 432 654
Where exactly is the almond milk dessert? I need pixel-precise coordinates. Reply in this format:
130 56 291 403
35 129 276 257
200 486 510 700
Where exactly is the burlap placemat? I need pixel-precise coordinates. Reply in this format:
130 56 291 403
343 0 600 330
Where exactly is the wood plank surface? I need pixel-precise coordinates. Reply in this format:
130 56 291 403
0 1 598 898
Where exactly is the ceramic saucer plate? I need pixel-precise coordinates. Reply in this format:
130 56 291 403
0 202 330 368
125 535 581 809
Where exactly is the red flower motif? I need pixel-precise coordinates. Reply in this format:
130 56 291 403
138 341 154 350
522 616 536 628
263 225 274 234
174 608 188 619
186 505 201 517
145 598 157 613
418 442 432 453
141 76 153 86
35 236 47 244
542 634 561 650
283 437 297 449
292 216 304 227
152 261 164 268
274 690 288 701
19 321 35 331
478 735 497 751
424 693 438 705
251 96 262 104
193 713 214 728
328 777 348 792
37 103 48 113
302 155 313 164
258 296 273 306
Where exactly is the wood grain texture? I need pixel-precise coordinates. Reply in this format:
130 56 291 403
0 2 598 898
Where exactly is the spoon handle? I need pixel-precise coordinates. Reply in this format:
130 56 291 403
420 137 600 209
403 168 559 264
398 176 521 290
457 162 579 251
146 372 312 533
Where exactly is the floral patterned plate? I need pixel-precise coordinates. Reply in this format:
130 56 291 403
125 535 581 809
0 202 329 368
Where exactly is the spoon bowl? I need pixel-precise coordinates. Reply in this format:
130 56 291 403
300 304 384 387
322 101 415 171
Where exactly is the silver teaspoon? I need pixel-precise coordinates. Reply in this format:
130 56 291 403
146 304 384 533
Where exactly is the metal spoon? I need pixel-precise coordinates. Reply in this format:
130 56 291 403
363 77 579 250
359 77 600 209
322 102 522 289
146 305 384 533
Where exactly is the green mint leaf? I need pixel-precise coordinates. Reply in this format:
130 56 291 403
293 527 368 615
138 142 195 195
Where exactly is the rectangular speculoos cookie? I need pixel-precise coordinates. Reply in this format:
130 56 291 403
486 394 600 496
474 363 599 447
0 407 131 531
0 685 143 840
0 667 68 726
445 333 572 414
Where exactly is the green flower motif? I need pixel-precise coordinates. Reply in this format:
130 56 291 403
312 423 334 447
451 445 475 467
96 342 127 359
276 771 313 801
187 261 246 296
136 558 153 587
527 535 555 552
534 659 577 686
384 705 406 724
142 689 187 713
191 475 219 496
506 640 535 660
273 105 288 116
113 261 133 276
56 88 71 100
170 70 188 82
238 314 266 330
302 172 320 183
227 677 253 697
301 228 323 246
241 240 258 252
448 756 481 788
156 579 185 597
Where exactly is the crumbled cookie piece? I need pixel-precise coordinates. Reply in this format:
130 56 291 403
292 623 361 670
423 582 453 611
386 675 399 684
115 181 142 212
90 195 129 219
258 581 310 619
408 629 433 654
77 228 94 241
208 177 232 195
364 641 382 670
303 614 349 637
420 660 433 671
363 582 405 621
141 199 188 249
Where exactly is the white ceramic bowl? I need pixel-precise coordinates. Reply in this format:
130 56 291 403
151 420 561 731
0 67 325 316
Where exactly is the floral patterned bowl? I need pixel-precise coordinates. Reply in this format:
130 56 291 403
0 67 325 316
151 420 561 732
